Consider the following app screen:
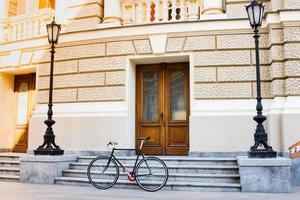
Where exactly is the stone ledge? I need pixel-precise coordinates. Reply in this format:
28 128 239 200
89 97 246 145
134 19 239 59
237 156 291 167
20 155 77 163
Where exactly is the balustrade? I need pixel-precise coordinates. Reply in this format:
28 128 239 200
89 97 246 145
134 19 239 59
0 8 54 42
0 0 226 42
120 0 225 25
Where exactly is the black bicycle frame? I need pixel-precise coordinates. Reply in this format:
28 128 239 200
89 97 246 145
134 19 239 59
106 148 146 174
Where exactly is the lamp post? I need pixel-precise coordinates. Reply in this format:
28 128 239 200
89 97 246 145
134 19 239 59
246 0 276 158
34 18 64 155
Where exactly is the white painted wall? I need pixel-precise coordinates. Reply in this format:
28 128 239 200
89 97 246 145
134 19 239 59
29 97 300 153
29 102 129 151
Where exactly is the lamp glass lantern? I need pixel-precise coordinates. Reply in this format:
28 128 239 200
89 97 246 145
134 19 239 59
47 19 61 45
246 0 264 29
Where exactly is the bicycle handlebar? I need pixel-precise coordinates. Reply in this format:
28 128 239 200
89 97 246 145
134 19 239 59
107 137 150 150
107 142 118 150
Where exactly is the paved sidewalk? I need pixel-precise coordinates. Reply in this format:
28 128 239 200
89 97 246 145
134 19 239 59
0 181 299 200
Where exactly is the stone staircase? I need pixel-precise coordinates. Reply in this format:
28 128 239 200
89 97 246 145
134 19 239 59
55 156 241 192
0 154 20 182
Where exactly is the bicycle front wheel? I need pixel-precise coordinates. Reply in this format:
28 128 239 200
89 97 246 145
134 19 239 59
135 157 169 192
87 156 119 189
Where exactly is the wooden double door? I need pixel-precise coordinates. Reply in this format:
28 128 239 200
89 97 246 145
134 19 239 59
136 63 189 155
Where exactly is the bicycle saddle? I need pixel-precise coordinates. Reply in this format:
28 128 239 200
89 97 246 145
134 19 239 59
137 136 150 141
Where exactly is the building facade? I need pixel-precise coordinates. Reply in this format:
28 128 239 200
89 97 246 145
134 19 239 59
0 0 299 156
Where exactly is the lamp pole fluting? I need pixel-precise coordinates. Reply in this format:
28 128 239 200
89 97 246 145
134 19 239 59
34 18 64 155
246 0 276 158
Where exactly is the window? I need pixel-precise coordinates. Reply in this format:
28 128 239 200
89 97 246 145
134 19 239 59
39 0 55 9
8 0 18 17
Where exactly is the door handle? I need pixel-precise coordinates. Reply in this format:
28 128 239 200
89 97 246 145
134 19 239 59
160 112 163 121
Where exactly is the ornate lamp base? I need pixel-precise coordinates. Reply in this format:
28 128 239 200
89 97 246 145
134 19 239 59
34 148 64 155
248 149 277 158
34 118 64 156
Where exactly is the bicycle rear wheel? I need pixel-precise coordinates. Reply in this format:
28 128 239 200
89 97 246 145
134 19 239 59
135 157 169 192
87 156 119 189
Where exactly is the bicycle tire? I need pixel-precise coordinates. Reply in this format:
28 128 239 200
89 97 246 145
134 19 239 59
135 157 169 192
87 156 119 190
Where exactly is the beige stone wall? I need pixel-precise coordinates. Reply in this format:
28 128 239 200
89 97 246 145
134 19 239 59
1 21 299 103
283 25 300 96
0 0 300 154
167 30 280 99
33 33 255 102
224 0 300 18
0 1 298 104
21 38 152 104
269 0 300 11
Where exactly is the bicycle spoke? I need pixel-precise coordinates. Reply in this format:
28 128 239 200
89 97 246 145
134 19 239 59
136 173 151 177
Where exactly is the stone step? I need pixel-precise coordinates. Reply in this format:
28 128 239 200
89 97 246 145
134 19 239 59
0 154 20 161
62 169 240 183
69 163 240 174
0 174 19 182
55 177 241 192
77 156 238 166
0 160 20 168
0 167 20 176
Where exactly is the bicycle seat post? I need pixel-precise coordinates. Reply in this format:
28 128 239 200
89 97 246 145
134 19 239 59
139 140 145 150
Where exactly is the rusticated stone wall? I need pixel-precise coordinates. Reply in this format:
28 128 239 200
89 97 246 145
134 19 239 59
225 0 300 18
28 39 153 103
167 31 273 99
283 26 300 96
1 21 299 103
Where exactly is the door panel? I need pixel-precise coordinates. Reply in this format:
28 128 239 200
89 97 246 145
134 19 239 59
168 126 188 144
137 66 163 155
136 63 189 155
13 74 36 153
165 64 189 155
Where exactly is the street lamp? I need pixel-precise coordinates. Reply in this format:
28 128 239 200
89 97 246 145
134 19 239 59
246 0 276 158
34 18 64 155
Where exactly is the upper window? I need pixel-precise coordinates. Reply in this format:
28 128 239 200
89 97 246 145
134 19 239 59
7 0 55 17
39 0 55 9
8 0 18 17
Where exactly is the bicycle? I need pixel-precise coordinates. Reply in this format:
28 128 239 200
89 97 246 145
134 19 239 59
87 136 169 192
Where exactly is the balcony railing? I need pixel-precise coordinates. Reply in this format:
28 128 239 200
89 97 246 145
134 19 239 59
0 1 225 42
121 0 225 25
0 8 54 42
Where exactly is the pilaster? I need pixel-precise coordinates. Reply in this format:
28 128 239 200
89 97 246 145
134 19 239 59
202 0 225 15
0 0 8 19
67 0 104 32
101 0 122 26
